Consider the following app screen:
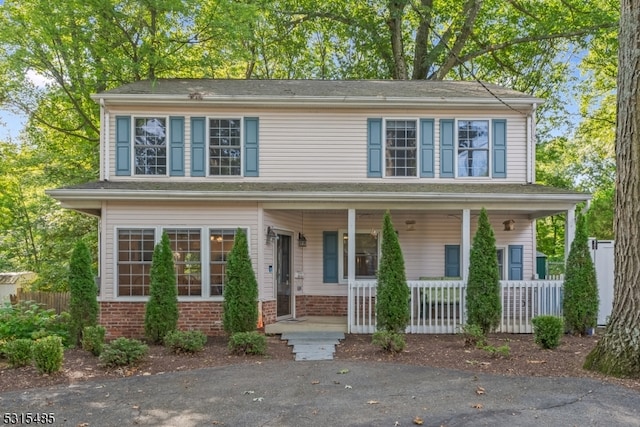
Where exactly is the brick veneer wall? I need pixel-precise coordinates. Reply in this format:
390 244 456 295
100 301 225 339
295 295 348 316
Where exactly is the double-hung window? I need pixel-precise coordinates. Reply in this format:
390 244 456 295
385 119 417 177
457 120 489 177
134 117 167 175
209 118 241 176
117 229 155 296
339 231 379 282
165 229 202 296
209 228 242 296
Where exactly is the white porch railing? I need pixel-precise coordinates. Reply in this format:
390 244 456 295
348 280 564 334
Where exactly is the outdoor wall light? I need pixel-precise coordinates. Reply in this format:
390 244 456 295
298 233 307 247
405 220 416 231
503 219 515 231
266 226 277 243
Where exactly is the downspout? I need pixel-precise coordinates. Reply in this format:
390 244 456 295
100 98 110 181
527 103 537 184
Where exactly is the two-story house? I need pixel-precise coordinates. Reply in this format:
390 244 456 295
47 79 589 338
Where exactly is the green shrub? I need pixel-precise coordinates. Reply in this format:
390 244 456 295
466 208 501 335
223 229 259 335
481 343 511 358
3 339 33 367
228 332 267 355
532 315 564 349
562 214 599 335
376 211 410 334
33 336 64 374
164 330 207 353
372 330 406 353
69 241 99 346
460 324 486 348
82 326 106 356
144 232 179 344
99 337 148 367
0 301 63 342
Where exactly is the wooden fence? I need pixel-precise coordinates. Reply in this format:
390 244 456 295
9 289 70 314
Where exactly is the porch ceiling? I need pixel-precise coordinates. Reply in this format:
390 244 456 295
47 181 589 219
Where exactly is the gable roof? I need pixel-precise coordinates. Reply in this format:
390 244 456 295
92 79 543 110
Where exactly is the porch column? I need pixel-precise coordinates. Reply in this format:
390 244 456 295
348 208 356 284
461 209 471 281
565 207 576 262
257 203 264 299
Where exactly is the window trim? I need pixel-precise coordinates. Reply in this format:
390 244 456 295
496 246 507 281
131 115 170 177
382 117 420 178
114 226 251 301
455 118 492 179
207 117 244 177
337 229 381 284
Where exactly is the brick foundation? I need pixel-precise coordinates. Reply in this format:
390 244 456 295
295 295 348 317
99 296 346 339
100 301 225 339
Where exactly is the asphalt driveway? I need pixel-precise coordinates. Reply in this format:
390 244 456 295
1 360 639 426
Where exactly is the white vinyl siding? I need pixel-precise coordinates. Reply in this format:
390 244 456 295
105 106 529 183
102 201 258 300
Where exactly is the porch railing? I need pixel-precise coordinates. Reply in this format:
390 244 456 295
348 279 564 334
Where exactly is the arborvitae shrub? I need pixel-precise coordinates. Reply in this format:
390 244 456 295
532 315 564 349
68 240 99 346
3 338 33 367
375 211 410 334
466 208 501 335
223 229 259 335
32 335 64 374
562 214 599 335
99 337 148 367
144 232 179 344
228 331 266 355
82 325 106 356
164 330 207 354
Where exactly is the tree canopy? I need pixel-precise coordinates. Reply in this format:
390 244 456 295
0 0 620 287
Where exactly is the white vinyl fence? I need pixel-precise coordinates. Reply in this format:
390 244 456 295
348 280 564 334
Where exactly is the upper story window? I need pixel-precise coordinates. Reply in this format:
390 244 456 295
134 117 167 175
385 120 417 177
209 118 241 176
457 120 489 177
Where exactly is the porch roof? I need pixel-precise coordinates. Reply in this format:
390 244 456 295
47 181 590 218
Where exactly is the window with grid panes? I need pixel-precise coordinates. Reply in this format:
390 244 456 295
209 119 241 176
134 117 167 175
385 120 417 177
209 229 242 296
165 229 202 296
117 229 155 296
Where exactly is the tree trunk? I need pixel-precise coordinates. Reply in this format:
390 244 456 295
387 0 409 79
584 0 640 377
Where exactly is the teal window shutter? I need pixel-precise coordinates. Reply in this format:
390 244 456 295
191 117 206 177
508 245 523 280
440 119 455 178
244 117 259 177
169 116 185 176
492 119 507 178
323 231 339 283
367 118 382 177
444 245 460 277
115 116 131 176
420 119 435 177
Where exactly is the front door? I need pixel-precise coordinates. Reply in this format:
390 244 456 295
276 234 292 318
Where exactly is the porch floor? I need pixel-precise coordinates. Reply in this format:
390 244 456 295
265 316 348 334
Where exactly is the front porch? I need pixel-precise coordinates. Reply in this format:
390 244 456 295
265 279 564 334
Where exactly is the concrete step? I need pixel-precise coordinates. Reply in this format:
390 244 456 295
282 331 345 361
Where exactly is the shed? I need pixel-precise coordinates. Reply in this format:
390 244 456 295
0 272 36 303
